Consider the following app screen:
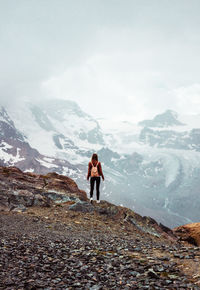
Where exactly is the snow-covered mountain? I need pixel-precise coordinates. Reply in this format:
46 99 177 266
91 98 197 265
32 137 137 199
6 100 104 164
138 110 200 151
1 100 200 228
0 106 81 177
138 110 185 128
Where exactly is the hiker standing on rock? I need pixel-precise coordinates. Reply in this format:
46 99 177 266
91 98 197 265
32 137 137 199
87 153 104 204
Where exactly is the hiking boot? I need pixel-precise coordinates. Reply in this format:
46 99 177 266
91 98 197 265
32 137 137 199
97 200 100 204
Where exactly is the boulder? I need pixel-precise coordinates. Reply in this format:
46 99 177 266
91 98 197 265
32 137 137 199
173 223 200 246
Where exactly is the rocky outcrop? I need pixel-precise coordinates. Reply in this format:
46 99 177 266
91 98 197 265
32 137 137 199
174 223 200 246
0 165 176 241
0 166 87 212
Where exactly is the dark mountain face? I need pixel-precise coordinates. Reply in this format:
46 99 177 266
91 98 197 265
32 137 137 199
0 107 25 141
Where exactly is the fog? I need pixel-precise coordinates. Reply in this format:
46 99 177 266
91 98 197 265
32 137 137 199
1 0 200 122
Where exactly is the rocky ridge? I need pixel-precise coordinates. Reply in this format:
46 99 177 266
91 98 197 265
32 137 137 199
1 166 200 289
0 166 87 212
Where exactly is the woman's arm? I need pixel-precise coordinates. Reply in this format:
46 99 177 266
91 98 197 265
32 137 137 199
98 162 104 180
87 162 92 180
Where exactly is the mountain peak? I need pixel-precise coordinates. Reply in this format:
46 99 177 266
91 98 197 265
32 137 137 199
0 106 15 127
139 110 185 128
39 99 86 120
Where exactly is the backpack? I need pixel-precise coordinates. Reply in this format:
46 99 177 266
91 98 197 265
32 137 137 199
91 162 99 177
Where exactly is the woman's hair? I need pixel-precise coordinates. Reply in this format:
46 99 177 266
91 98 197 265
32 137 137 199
91 153 98 162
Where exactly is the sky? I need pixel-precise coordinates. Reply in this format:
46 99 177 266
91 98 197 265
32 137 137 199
1 0 200 122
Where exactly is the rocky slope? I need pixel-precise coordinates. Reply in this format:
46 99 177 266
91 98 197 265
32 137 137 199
1 166 200 288
0 166 173 239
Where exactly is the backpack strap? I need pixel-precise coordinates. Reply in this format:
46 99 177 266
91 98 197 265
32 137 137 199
92 161 99 167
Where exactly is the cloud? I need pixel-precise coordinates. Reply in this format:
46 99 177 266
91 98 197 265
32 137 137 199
173 84 200 114
1 0 200 122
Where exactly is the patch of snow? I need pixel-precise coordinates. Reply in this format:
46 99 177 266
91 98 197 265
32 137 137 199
43 157 55 163
0 148 13 163
62 167 77 176
0 141 13 150
36 158 58 169
0 147 25 165
24 168 35 173
15 148 25 163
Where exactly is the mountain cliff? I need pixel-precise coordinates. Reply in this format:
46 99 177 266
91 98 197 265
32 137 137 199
0 166 200 289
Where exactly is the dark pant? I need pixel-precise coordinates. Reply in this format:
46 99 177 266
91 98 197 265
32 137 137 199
90 177 101 200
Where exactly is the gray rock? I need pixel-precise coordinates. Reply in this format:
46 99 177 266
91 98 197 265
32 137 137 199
69 201 94 213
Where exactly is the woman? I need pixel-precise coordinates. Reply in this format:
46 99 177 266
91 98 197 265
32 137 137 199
87 153 104 203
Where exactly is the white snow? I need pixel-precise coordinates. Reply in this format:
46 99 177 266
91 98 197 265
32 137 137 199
6 103 59 157
62 167 77 176
50 113 97 136
0 147 25 165
0 148 13 163
24 168 35 173
43 157 56 163
5 101 103 164
15 148 25 163
0 141 13 150
36 158 58 169
133 144 200 188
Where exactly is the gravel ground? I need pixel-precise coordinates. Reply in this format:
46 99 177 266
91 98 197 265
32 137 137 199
0 209 200 290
